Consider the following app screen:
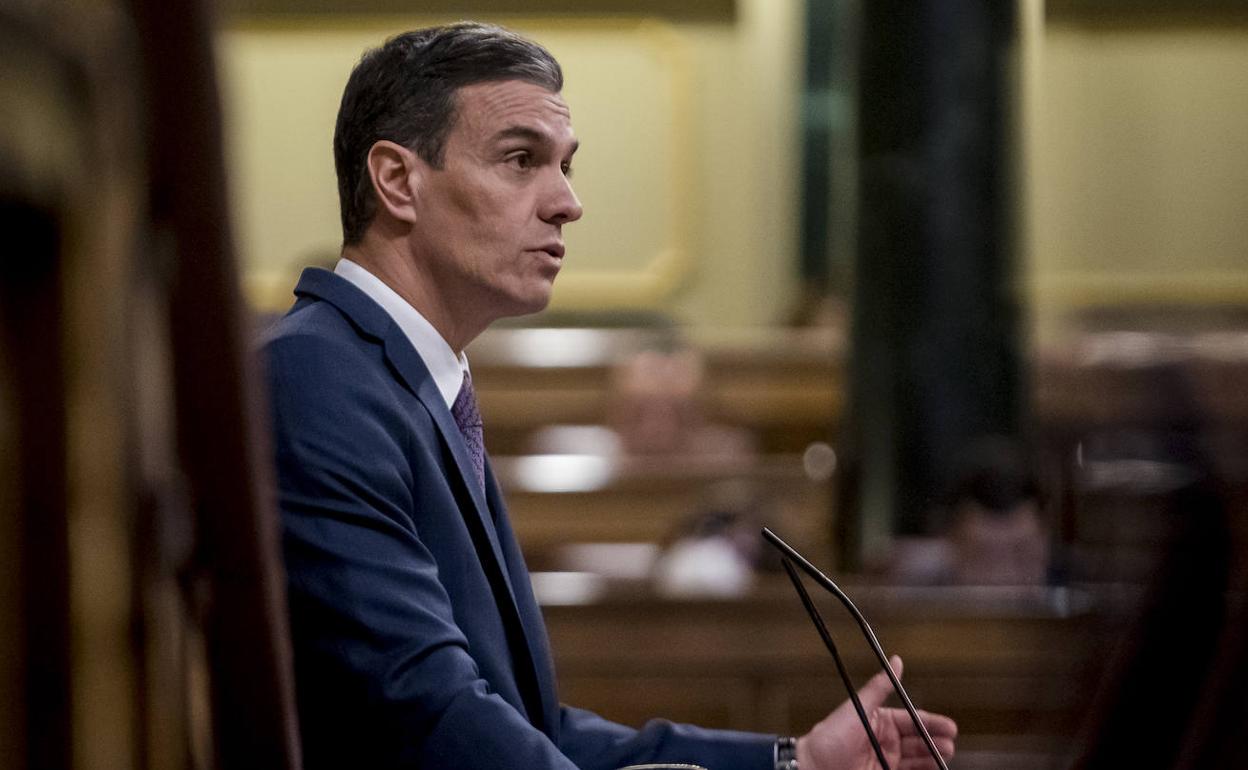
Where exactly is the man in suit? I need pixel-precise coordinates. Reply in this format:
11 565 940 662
265 21 957 770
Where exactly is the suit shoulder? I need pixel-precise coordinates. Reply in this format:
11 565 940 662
262 302 393 404
262 300 439 437
261 295 364 348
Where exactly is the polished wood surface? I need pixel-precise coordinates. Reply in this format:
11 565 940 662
543 581 1099 762
496 454 832 557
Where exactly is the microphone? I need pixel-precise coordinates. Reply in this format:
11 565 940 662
779 557 891 769
762 527 949 770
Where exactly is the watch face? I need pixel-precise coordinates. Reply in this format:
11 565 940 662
611 763 708 768
614 766 710 770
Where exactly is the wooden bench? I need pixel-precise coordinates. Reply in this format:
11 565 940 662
471 327 844 455
543 581 1097 766
494 454 833 561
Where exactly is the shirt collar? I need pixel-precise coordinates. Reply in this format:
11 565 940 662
334 258 468 408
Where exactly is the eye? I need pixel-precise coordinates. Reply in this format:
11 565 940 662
506 151 533 170
561 161 574 178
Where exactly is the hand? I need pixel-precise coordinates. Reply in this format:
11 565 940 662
796 656 957 770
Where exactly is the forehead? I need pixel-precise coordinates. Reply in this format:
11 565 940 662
450 79 575 143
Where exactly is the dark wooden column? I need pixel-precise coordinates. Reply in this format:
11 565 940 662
128 0 301 765
841 0 1021 561
0 201 71 770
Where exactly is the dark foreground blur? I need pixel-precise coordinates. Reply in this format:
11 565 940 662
3 1 1247 769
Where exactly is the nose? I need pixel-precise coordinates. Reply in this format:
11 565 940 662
540 170 583 226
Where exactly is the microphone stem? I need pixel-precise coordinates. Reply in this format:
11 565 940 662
781 558 890 770
763 528 949 770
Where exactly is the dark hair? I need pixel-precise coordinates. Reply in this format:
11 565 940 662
942 435 1042 515
333 22 563 245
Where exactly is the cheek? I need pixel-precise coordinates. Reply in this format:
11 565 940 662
480 210 535 273
449 188 519 244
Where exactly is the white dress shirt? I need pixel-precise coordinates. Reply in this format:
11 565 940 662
334 258 468 409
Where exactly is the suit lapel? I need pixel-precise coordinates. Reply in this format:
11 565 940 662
401 347 518 607
295 267 554 728
292 268 517 606
485 462 560 734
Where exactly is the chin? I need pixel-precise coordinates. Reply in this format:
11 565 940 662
495 287 554 320
516 295 554 318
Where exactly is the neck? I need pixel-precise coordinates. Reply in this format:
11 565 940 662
341 229 488 354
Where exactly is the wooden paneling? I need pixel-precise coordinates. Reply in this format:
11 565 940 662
472 327 843 454
498 455 831 555
543 582 1098 751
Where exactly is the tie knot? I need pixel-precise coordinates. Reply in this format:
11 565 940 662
451 371 482 431
451 371 486 491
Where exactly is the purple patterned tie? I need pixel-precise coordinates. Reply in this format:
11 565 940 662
450 370 486 492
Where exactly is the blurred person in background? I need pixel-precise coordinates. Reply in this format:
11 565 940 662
889 436 1051 586
944 437 1050 585
262 21 956 770
528 346 756 461
607 348 754 458
651 481 770 599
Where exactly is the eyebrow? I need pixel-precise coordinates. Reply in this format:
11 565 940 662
493 125 579 155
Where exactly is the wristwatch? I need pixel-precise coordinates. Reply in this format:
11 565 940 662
774 736 798 770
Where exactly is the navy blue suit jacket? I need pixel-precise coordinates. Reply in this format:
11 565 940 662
264 268 774 770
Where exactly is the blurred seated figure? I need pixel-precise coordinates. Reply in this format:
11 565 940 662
651 482 769 598
529 347 756 461
890 436 1050 585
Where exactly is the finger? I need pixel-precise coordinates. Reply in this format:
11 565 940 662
917 710 958 739
897 759 945 770
855 655 903 712
887 708 958 739
872 707 901 751
899 735 956 759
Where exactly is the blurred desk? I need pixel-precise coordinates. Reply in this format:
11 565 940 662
1034 328 1248 585
542 580 1099 763
495 454 831 557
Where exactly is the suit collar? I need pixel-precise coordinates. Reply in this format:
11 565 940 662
294 267 391 341
331 258 467 408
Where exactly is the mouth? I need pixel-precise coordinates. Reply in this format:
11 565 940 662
535 243 565 259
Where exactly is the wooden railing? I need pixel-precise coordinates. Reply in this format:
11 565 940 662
543 581 1099 768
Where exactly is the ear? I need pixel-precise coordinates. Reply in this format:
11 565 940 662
366 140 422 225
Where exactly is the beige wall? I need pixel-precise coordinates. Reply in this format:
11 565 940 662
217 1 802 328
1022 8 1248 330
219 5 1247 330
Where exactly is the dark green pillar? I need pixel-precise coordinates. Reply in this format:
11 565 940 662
841 0 1022 563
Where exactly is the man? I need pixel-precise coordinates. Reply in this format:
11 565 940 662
264 22 956 770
